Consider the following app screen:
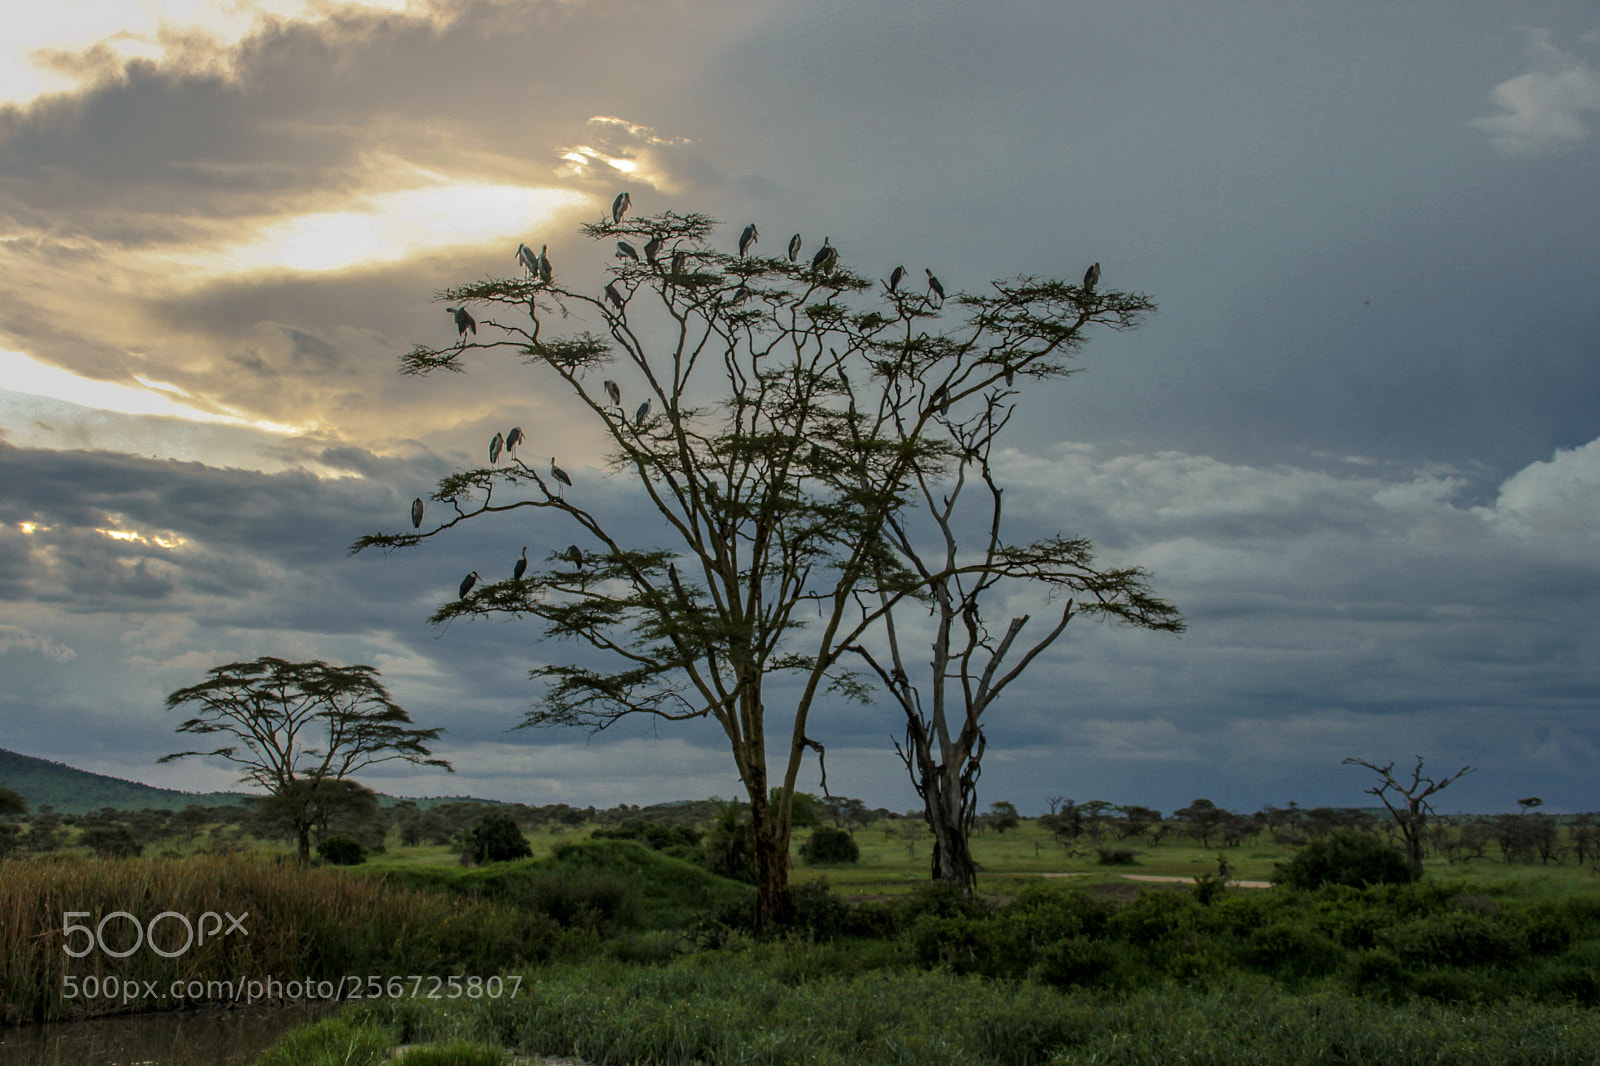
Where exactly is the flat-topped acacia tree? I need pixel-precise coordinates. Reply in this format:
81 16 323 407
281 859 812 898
355 207 1159 925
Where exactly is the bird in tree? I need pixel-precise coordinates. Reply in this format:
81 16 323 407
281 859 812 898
506 426 526 456
550 457 572 494
925 268 945 303
564 544 584 569
516 243 539 276
411 497 424 529
739 223 759 257
605 282 626 311
644 235 664 265
459 571 480 599
811 237 837 274
446 306 476 342
612 191 631 224
489 432 504 465
616 241 640 261
672 250 686 276
1083 262 1100 292
538 245 553 283
514 547 528 581
886 265 907 293
787 233 802 262
604 380 622 407
634 399 650 427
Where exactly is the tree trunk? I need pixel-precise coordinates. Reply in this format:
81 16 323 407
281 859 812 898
747 783 790 928
925 783 978 895
295 819 313 863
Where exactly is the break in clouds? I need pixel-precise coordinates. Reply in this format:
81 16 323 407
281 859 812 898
1 1 1598 815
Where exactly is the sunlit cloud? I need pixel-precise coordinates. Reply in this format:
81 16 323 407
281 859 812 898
0 348 304 432
183 184 588 275
0 0 420 103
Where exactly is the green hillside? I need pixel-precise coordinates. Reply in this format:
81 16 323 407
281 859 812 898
0 748 255 814
0 748 501 815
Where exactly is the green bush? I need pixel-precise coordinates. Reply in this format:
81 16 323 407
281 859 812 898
1238 921 1345 979
468 812 532 864
316 833 367 865
525 869 641 932
799 825 860 864
1274 829 1416 890
1382 910 1527 968
1032 935 1119 988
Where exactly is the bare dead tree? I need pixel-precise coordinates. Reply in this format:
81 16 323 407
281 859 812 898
1343 755 1475 877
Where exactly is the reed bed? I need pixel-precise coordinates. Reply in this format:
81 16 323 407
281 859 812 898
0 853 559 1024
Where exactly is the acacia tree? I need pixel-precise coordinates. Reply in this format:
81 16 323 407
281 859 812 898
161 657 452 860
1343 755 1475 877
845 386 1182 894
355 207 1163 925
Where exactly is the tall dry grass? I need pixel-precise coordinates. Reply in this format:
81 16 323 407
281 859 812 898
0 853 557 1024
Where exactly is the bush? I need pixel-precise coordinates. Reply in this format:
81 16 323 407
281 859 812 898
1033 936 1118 988
799 826 860 864
1381 910 1527 968
1237 921 1345 979
468 812 532 864
316 834 367 865
1274 829 1416 890
393 1043 508 1066
1095 847 1137 865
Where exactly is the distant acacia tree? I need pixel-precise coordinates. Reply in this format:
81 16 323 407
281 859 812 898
1344 755 1474 877
0 786 25 817
161 657 452 861
354 205 1180 926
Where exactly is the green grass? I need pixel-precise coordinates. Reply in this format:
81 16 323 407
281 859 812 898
331 952 1600 1066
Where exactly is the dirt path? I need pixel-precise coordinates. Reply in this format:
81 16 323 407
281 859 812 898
1027 872 1273 888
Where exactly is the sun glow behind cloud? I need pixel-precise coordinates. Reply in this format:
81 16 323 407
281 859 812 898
0 348 303 432
1 0 419 103
195 185 590 274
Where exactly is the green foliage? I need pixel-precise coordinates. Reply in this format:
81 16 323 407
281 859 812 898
340 952 1600 1066
78 824 143 859
391 1043 508 1066
0 784 27 816
800 825 861 864
316 833 367 865
1275 829 1416 890
1237 921 1345 979
1381 910 1528 968
467 812 532 864
254 1015 396 1066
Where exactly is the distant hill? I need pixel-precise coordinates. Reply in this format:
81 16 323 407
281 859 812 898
0 748 255 814
0 749 501 816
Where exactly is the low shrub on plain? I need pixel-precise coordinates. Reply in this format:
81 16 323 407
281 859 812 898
800 825 860 864
1274 829 1416 890
316 834 366 865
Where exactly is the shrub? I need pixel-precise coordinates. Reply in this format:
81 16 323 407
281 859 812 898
468 812 532 864
317 834 367 865
799 826 860 864
1381 910 1527 968
1274 829 1415 890
1033 936 1118 988
1237 920 1345 979
1095 847 1137 865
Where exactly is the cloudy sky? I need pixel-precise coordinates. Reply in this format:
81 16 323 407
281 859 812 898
2 0 1598 818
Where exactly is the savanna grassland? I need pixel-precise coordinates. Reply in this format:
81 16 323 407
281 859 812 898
6 810 1600 1064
